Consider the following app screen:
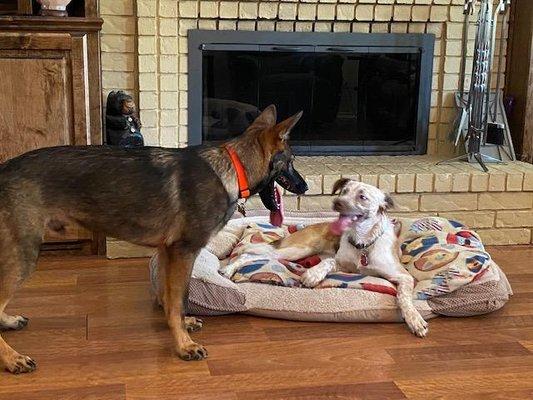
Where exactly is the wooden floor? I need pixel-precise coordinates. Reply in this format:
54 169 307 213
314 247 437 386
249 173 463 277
0 246 531 399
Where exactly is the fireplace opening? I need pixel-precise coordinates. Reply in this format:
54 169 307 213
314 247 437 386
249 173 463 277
188 31 434 155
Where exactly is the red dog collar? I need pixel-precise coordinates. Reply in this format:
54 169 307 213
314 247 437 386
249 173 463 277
223 145 250 199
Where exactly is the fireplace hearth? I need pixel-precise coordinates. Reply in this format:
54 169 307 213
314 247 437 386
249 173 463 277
188 30 434 155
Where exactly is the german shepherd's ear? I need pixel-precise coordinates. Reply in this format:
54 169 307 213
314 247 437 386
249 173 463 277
274 110 303 141
332 178 351 195
250 104 277 129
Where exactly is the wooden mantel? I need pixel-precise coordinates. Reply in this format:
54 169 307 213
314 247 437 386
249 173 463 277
0 15 103 32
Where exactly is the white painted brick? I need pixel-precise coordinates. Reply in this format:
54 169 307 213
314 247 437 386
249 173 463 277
160 74 179 91
218 20 237 31
394 5 411 21
137 0 156 17
336 4 355 21
408 23 425 33
259 2 278 19
139 91 158 110
138 36 156 55
276 21 294 32
178 1 197 18
352 22 370 33
391 23 408 33
102 15 135 35
314 22 332 32
317 4 336 20
449 5 464 22
219 1 238 19
239 2 258 20
198 19 217 31
426 23 443 38
355 5 374 21
478 228 531 245
479 193 532 210
160 92 179 110
411 5 429 22
200 1 218 18
258 20 276 31
279 3 297 20
179 19 197 36
101 35 135 53
430 5 448 22
238 20 256 31
138 55 156 73
420 193 478 212
101 53 135 72
295 22 314 32
159 18 177 36
101 1 134 16
140 110 157 128
159 0 177 18
372 23 389 33
374 5 393 21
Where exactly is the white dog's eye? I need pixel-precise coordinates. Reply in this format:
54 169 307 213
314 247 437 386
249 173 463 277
341 188 348 195
359 194 367 200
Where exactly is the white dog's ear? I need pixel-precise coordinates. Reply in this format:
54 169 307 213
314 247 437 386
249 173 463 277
332 178 351 195
380 194 395 212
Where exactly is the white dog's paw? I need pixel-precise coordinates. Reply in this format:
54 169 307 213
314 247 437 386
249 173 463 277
219 265 235 279
301 268 326 288
405 311 429 338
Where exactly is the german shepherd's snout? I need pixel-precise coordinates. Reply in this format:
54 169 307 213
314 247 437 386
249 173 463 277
0 104 306 374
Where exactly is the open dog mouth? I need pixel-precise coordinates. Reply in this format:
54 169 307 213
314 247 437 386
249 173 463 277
259 180 284 227
258 161 308 227
329 212 365 235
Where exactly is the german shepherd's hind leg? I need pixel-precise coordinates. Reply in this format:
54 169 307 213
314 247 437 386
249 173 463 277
0 215 42 373
0 266 37 373
159 245 207 361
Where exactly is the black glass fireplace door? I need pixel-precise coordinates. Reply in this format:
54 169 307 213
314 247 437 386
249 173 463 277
201 48 422 154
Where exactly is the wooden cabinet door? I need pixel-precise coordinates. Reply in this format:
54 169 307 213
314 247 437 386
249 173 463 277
0 32 93 249
0 55 74 161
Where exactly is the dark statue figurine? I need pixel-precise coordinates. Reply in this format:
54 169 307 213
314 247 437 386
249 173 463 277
105 91 144 148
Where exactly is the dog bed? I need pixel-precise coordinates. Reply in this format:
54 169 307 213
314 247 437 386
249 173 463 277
149 212 512 322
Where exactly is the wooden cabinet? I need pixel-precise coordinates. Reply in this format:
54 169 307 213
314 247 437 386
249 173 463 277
0 15 103 253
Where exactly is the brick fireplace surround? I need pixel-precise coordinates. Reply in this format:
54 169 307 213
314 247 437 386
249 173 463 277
99 1 533 255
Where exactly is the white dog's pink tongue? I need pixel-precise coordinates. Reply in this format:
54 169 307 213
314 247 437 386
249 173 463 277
329 216 353 236
270 185 284 227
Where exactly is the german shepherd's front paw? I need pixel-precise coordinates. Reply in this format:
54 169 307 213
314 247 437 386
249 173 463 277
0 315 29 332
185 316 203 332
4 354 37 374
177 342 208 361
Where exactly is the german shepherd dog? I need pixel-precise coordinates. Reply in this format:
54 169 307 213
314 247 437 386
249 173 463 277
0 105 308 374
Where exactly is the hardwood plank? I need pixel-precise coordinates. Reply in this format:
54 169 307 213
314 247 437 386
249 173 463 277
0 248 530 399
395 372 533 400
386 342 530 363
236 381 407 400
0 383 126 400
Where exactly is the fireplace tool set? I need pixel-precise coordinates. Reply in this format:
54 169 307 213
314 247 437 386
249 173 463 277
438 0 515 172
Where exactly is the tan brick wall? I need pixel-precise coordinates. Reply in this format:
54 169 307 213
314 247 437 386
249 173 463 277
100 1 138 115
125 0 510 156
244 157 533 246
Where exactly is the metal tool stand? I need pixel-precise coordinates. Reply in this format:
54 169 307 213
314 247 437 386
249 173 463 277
438 0 515 172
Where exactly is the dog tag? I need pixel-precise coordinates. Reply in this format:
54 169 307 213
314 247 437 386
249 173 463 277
360 252 369 267
237 200 246 217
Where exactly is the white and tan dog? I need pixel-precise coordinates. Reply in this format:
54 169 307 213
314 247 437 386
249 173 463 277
274 179 429 337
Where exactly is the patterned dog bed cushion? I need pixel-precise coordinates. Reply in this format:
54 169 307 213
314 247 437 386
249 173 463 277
149 213 512 322
223 216 492 301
